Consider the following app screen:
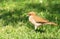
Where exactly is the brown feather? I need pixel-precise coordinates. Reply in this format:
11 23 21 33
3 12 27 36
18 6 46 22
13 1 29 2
45 22 57 25
32 15 49 23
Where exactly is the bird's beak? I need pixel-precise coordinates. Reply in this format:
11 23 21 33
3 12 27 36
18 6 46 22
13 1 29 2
27 13 29 17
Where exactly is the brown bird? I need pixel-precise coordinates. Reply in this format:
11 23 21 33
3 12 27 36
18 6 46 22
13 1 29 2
28 11 57 30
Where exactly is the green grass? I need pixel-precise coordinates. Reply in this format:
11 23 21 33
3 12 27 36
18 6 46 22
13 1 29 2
0 0 60 39
0 23 60 39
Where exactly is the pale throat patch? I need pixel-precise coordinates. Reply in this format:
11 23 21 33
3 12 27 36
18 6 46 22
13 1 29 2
29 16 36 25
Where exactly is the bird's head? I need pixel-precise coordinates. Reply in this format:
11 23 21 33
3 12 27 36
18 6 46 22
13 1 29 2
28 11 36 16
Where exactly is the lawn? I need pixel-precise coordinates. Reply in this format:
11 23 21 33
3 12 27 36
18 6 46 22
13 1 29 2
0 0 60 39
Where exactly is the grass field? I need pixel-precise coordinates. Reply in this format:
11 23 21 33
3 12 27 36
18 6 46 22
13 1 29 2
0 0 60 39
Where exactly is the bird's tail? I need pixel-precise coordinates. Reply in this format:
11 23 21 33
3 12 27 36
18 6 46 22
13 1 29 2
45 22 57 25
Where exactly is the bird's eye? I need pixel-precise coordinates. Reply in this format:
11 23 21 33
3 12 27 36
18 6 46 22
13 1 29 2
29 14 31 15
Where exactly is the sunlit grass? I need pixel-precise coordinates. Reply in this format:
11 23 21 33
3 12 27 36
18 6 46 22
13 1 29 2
0 24 59 39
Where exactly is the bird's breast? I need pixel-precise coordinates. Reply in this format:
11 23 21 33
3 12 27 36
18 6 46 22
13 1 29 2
29 16 36 24
29 16 42 26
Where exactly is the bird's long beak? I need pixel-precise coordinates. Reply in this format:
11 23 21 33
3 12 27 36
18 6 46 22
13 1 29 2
27 13 30 17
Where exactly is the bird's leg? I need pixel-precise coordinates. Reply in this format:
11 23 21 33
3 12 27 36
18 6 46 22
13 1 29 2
34 23 42 30
35 25 37 30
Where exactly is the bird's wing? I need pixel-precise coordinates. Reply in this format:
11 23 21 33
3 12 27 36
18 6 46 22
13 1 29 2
33 16 49 23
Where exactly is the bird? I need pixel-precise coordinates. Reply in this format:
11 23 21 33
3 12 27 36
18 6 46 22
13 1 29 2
28 11 57 30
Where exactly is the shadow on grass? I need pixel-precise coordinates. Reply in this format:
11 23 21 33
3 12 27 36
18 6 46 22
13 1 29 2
35 29 45 33
0 9 26 26
25 3 46 12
